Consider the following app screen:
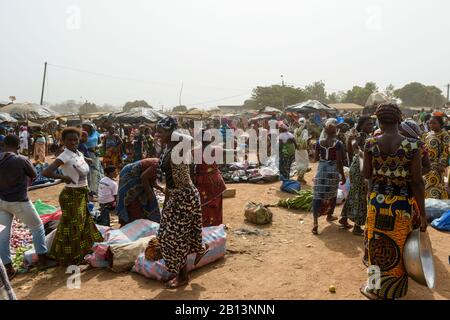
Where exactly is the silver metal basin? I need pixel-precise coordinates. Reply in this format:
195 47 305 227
403 229 436 289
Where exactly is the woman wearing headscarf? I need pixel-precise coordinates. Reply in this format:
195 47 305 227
155 117 208 288
102 126 123 168
312 118 346 235
278 122 297 180
194 129 227 227
33 127 47 163
116 158 161 227
19 126 29 155
339 115 373 235
81 121 104 195
423 115 449 199
294 118 309 183
361 103 427 300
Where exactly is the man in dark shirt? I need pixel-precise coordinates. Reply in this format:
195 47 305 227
0 135 55 280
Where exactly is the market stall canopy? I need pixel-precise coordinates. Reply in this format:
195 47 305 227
249 114 272 122
285 100 336 114
259 106 282 114
363 92 401 115
101 107 166 124
0 112 18 123
329 103 364 111
0 102 57 121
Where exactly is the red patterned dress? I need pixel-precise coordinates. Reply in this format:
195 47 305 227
195 150 227 227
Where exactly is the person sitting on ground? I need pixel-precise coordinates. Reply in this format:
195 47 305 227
0 135 56 280
97 165 118 227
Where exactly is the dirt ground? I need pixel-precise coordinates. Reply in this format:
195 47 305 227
12 163 450 300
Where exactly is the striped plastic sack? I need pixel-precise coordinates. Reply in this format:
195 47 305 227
84 220 159 268
132 224 227 281
24 224 111 268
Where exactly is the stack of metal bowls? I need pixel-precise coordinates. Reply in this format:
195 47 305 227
403 229 436 288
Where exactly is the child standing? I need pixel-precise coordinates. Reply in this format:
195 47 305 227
97 166 118 226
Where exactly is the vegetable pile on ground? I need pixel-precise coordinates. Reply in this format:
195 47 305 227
10 218 33 270
277 190 313 211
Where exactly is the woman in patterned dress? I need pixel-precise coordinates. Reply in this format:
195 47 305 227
156 117 208 289
312 118 346 235
116 158 161 227
361 103 427 300
102 126 123 169
340 115 373 235
43 128 103 266
423 115 449 199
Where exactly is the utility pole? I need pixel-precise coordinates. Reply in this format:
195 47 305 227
447 83 449 103
179 81 183 106
281 75 285 109
40 61 47 105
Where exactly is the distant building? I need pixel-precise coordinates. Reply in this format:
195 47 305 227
217 105 244 114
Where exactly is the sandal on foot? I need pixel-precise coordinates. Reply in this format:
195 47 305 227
194 244 210 266
352 227 364 236
164 276 189 289
360 285 380 300
338 218 353 229
312 226 319 235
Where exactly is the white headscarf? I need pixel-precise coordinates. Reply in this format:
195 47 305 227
319 118 337 141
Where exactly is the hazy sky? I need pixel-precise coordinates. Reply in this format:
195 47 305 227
1 0 449 109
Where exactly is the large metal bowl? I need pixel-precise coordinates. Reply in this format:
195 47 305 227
403 229 436 288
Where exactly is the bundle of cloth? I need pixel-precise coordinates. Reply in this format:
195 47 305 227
84 219 227 280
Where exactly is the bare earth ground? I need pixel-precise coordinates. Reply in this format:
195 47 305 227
13 163 450 300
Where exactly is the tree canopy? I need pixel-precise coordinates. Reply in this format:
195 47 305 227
79 102 98 114
123 100 152 112
394 82 446 107
341 82 378 106
173 105 188 112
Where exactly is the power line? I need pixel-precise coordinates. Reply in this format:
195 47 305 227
187 92 251 107
47 63 249 92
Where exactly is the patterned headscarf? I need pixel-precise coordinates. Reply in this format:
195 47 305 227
156 116 178 132
400 119 422 139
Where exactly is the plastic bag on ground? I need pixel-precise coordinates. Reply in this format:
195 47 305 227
431 210 450 231
425 199 450 222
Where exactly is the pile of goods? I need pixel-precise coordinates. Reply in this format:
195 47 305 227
10 219 33 270
220 158 279 184
244 202 273 225
277 190 313 211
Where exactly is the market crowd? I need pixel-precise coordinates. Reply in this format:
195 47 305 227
1 104 449 299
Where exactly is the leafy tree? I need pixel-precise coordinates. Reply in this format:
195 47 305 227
304 81 327 102
173 105 188 112
123 100 152 112
251 85 306 109
394 82 446 107
342 82 378 106
79 102 98 114
242 99 259 110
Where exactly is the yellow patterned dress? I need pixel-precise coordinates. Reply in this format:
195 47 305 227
424 130 449 199
365 137 418 300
